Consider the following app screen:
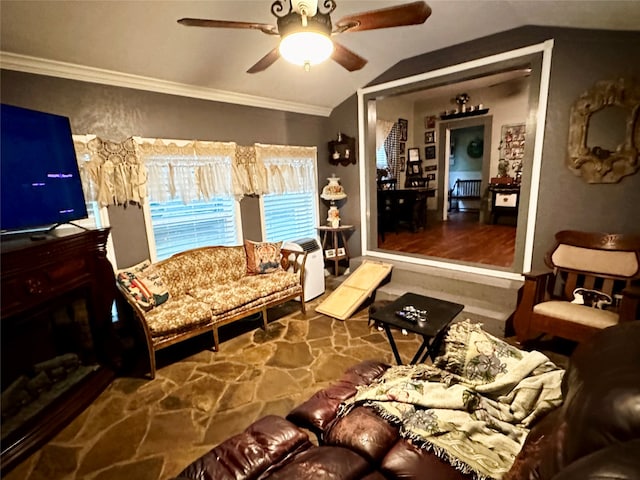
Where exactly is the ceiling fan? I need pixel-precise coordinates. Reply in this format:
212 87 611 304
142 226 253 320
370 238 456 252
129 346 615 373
177 0 431 73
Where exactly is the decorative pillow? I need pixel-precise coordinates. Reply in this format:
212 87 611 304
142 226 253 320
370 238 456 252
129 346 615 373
117 260 170 311
244 240 283 274
571 288 612 309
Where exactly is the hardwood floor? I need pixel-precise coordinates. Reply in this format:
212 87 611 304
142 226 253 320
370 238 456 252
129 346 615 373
378 211 516 268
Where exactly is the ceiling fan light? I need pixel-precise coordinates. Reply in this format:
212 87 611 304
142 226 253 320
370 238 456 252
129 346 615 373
279 31 334 67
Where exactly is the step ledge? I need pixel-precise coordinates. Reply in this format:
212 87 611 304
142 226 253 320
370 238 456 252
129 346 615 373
352 256 523 289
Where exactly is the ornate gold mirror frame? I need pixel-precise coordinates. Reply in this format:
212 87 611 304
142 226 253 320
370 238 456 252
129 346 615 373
567 78 639 183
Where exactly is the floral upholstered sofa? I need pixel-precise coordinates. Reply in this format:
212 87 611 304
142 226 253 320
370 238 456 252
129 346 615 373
117 241 307 378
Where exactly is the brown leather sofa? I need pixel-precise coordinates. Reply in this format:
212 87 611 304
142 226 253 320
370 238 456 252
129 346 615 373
173 322 640 480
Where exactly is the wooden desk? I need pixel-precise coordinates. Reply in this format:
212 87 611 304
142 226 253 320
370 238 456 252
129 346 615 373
317 225 354 276
378 188 434 236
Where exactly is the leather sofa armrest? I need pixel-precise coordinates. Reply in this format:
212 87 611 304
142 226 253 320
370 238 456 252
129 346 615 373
286 360 389 437
550 440 640 480
173 415 312 480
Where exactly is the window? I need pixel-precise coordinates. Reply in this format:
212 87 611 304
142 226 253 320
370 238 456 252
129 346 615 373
262 191 317 242
73 139 116 266
257 148 319 243
139 140 240 261
376 146 388 170
147 196 238 260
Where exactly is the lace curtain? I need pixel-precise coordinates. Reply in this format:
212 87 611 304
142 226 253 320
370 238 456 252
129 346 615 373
384 122 402 180
73 135 147 207
133 138 237 203
234 145 267 196
254 144 318 194
73 136 317 205
376 119 395 153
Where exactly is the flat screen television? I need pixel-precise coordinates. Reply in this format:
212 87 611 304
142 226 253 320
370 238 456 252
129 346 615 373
1 104 88 233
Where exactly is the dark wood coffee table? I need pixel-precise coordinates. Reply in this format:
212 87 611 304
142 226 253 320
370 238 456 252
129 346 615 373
369 292 464 365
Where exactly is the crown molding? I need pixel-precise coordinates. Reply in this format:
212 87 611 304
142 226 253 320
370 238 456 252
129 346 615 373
0 52 332 117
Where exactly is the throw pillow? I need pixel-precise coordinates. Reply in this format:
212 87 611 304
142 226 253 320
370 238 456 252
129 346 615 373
244 240 283 274
137 265 170 307
116 260 170 311
571 288 612 309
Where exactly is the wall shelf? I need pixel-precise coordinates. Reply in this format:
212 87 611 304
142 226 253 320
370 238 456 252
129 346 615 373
328 133 356 166
440 108 489 120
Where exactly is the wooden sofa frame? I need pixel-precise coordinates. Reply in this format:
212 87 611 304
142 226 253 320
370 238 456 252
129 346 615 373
514 230 640 344
118 247 307 378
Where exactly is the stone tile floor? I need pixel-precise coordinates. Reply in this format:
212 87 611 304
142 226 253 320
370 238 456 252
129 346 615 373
5 295 425 480
5 291 572 480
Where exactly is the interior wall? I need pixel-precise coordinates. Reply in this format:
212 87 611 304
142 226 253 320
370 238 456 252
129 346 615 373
0 70 327 267
413 78 530 180
327 26 640 272
326 95 361 258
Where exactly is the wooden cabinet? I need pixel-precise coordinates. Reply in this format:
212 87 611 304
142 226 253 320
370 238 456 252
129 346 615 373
489 184 520 224
1 228 117 471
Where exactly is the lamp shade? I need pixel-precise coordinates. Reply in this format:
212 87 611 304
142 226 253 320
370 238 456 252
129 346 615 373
279 31 334 67
320 175 347 201
277 11 334 69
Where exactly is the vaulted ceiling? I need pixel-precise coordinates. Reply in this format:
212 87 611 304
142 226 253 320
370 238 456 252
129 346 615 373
1 1 639 116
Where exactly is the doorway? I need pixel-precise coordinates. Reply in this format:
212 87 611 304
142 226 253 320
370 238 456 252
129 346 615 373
358 41 553 278
439 116 492 224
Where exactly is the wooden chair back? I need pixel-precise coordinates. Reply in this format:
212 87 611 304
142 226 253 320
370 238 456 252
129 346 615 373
545 230 640 302
450 179 481 199
377 179 397 191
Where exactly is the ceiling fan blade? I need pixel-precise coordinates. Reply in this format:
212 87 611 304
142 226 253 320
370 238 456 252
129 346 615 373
177 18 278 35
331 42 367 72
247 47 281 74
333 1 431 33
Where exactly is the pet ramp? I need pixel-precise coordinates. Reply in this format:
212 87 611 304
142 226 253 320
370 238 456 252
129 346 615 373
315 260 393 321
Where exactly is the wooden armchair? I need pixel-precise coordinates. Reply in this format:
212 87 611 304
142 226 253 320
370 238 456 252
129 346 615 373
514 230 640 344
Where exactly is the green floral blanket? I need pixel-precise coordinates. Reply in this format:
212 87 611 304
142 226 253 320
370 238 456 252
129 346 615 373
339 320 564 480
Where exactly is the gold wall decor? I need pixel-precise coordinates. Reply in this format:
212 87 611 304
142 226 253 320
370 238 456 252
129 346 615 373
567 78 640 183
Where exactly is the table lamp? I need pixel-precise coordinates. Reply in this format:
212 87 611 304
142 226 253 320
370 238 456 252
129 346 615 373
320 175 347 228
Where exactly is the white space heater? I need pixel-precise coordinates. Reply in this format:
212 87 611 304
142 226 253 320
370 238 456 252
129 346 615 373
283 238 325 302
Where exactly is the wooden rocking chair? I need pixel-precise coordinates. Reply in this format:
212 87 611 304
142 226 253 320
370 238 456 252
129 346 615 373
514 230 640 344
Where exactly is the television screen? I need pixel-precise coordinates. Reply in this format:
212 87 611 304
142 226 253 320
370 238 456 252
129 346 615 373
1 104 88 232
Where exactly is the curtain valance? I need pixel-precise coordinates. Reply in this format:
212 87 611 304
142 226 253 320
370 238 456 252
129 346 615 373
73 136 318 206
73 135 147 207
134 138 237 203
255 144 317 195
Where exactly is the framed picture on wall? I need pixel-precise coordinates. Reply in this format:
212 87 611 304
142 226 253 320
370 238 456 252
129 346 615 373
425 145 436 159
424 130 436 144
411 164 420 174
426 173 436 181
425 164 437 171
408 147 420 162
399 142 406 152
424 115 437 129
399 156 406 171
398 118 408 141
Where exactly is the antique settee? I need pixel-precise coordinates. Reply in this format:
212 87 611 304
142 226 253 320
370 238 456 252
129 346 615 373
117 241 306 378
172 320 640 480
